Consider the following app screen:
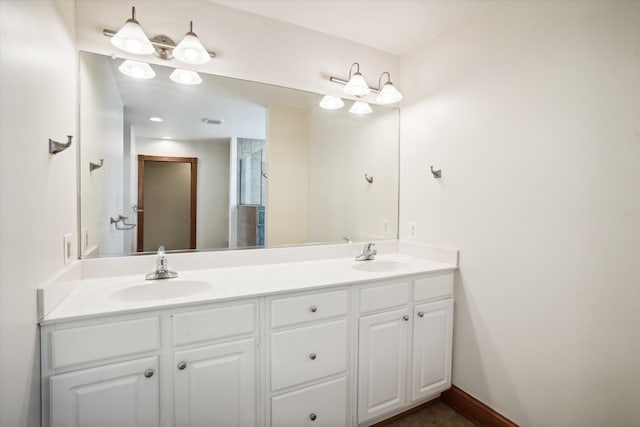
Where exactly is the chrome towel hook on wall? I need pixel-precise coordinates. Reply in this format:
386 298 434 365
364 174 374 184
49 135 73 155
430 166 442 179
89 159 104 172
110 214 136 230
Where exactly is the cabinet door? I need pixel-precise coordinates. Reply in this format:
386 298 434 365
357 308 410 422
50 357 159 427
174 338 257 427
411 299 453 401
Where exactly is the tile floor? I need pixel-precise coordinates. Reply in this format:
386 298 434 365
382 401 477 427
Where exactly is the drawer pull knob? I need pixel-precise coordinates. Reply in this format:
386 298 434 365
418 312 425 318
177 361 187 370
403 315 409 321
309 353 317 360
309 413 317 421
144 369 154 378
309 305 318 313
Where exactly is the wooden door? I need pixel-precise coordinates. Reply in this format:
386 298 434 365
137 155 197 252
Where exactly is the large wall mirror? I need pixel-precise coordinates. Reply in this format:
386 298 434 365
79 51 399 258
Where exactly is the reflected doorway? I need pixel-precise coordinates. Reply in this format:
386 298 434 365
137 155 198 252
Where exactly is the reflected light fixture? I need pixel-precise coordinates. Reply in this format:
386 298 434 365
149 117 163 122
118 60 155 79
376 72 403 105
349 101 373 115
319 95 344 110
342 62 371 97
170 69 202 85
173 21 211 65
110 7 154 55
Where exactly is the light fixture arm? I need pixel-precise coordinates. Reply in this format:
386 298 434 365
377 71 392 90
348 62 361 79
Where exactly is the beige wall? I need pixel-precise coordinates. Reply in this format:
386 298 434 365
266 106 310 246
399 1 640 425
0 1 78 426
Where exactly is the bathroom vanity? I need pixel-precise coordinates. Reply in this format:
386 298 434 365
39 243 456 427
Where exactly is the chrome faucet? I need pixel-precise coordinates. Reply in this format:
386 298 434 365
145 245 178 280
355 243 377 261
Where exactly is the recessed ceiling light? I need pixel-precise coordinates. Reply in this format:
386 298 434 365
149 117 163 122
160 136 171 140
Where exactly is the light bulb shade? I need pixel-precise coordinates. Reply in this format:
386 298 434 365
118 60 155 79
170 69 202 85
376 82 403 105
110 20 154 55
319 95 344 110
349 101 373 115
173 33 210 65
343 72 371 97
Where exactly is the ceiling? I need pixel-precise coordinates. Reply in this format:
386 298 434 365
212 0 489 55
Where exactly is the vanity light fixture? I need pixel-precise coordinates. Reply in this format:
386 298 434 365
342 62 371 97
118 60 155 79
110 7 154 55
319 95 344 110
169 68 202 85
376 72 403 105
172 21 210 65
349 101 373 115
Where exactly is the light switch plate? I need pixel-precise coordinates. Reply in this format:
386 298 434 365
63 233 73 265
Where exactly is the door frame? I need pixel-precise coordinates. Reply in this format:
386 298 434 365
137 155 198 252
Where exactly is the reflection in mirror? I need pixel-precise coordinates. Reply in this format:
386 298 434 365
79 51 399 258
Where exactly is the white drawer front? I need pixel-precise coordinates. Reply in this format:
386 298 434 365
271 319 347 391
173 303 256 346
270 289 348 328
413 274 453 302
359 281 410 314
272 376 347 427
51 317 160 369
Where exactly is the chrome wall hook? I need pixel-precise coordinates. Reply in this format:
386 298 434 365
110 214 136 230
89 159 104 172
430 166 442 179
364 174 374 184
49 135 73 155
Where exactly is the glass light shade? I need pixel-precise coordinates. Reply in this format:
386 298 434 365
343 72 371 97
110 20 154 55
349 101 373 115
118 60 155 79
170 69 202 85
319 95 344 110
376 82 403 105
173 33 210 65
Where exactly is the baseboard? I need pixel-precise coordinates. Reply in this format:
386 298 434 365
441 385 518 427
370 398 441 426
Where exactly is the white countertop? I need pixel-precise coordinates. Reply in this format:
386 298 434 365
40 253 455 325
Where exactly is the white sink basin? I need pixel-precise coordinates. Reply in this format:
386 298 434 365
352 260 410 273
109 279 211 302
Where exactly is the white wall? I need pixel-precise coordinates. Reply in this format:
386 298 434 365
0 1 77 426
399 1 640 425
79 52 125 256
308 108 399 242
136 138 231 249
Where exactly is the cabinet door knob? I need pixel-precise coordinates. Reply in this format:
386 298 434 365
144 369 154 378
309 305 318 313
403 315 409 321
309 413 317 421
177 361 187 370
418 312 425 317
309 353 317 360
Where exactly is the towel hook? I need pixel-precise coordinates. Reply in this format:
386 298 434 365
49 135 73 155
89 159 104 172
364 174 374 184
430 166 442 179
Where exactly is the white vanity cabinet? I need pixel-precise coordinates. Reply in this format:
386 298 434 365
356 273 454 425
266 288 351 427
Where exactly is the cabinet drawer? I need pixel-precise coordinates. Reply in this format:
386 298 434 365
359 281 410 314
271 319 347 391
270 289 348 328
51 317 160 369
173 303 256 346
272 376 347 427
413 274 453 302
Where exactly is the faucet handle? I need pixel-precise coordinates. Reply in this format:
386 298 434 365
364 242 375 252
